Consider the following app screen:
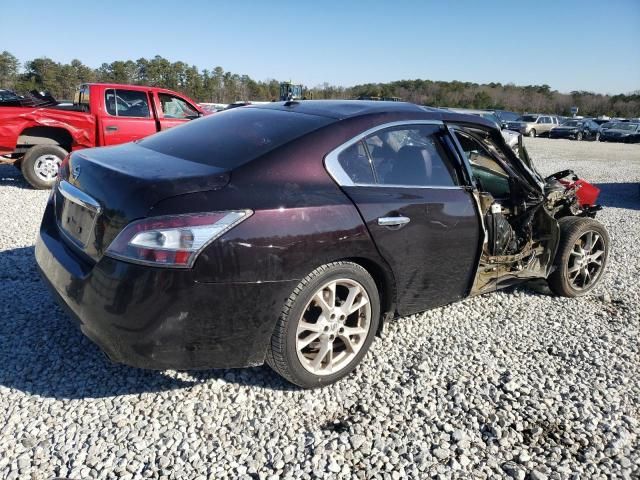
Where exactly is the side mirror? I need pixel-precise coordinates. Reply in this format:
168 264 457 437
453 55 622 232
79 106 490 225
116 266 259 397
186 113 201 120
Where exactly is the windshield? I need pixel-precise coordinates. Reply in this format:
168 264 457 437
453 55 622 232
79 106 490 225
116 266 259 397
518 115 538 122
0 90 20 101
495 111 520 122
480 113 500 125
610 123 638 131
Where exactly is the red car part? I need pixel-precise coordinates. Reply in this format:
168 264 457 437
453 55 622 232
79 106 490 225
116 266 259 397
560 179 600 206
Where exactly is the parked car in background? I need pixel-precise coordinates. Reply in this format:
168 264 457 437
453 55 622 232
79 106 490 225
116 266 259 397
591 118 611 126
549 119 602 141
505 114 560 137
0 89 21 102
0 83 204 188
199 102 228 113
482 109 520 128
444 107 521 153
445 108 501 126
599 121 616 132
599 122 640 143
36 101 609 388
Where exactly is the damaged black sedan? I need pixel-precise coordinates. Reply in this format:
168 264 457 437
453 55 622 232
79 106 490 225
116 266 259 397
36 101 610 388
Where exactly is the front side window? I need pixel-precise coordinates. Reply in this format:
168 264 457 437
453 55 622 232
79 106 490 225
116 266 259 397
454 130 510 198
158 93 199 119
364 125 459 187
105 89 150 118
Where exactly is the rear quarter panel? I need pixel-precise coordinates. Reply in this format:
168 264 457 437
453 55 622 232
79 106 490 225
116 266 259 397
0 106 95 154
149 119 394 283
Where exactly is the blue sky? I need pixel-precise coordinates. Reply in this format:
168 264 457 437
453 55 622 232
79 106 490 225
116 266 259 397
2 0 639 94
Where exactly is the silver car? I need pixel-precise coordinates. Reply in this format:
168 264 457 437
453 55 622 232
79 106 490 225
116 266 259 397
506 114 560 137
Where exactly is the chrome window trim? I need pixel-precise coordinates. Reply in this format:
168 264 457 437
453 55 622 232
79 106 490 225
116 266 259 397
324 120 466 189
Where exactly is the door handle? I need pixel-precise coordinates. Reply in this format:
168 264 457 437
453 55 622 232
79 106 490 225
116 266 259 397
378 216 411 227
105 126 118 132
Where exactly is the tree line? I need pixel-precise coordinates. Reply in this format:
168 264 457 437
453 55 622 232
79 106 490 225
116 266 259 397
1 51 638 117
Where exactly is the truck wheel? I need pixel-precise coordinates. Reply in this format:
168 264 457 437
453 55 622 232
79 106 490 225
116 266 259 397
548 217 610 297
266 261 380 388
21 145 68 189
528 129 536 138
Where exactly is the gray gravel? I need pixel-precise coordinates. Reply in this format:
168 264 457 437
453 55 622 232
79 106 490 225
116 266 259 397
1 138 639 479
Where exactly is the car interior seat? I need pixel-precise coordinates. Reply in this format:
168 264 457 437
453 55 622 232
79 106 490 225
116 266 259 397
387 146 432 185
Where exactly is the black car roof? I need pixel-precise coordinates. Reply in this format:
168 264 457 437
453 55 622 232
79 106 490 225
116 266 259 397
250 100 498 130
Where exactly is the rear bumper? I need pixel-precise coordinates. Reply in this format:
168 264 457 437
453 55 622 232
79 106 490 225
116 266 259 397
35 200 297 370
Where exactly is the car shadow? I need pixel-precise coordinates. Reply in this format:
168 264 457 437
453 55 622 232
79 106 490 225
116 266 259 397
0 246 298 400
594 182 640 211
0 163 31 188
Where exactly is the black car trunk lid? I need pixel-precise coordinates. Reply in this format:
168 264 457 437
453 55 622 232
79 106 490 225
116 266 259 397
55 143 230 262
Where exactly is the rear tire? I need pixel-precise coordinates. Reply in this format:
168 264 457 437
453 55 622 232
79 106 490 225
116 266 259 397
576 131 583 141
548 217 609 297
21 145 68 189
266 261 380 388
528 129 536 138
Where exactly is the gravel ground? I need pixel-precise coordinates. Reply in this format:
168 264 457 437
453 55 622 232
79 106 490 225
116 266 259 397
0 138 639 480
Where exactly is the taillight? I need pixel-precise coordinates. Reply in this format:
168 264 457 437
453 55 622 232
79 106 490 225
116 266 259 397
105 210 252 268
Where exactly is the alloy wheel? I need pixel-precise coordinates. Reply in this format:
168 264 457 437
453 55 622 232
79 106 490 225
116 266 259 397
567 230 606 290
296 278 372 375
33 154 62 181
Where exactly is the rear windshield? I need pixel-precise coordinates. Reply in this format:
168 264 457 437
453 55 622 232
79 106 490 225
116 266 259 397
139 107 332 168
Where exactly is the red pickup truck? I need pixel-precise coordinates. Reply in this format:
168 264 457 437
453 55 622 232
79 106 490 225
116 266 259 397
0 83 204 188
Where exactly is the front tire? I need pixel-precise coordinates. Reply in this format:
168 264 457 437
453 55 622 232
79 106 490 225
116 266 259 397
528 129 536 138
548 217 610 297
576 131 583 141
266 262 380 388
21 145 68 189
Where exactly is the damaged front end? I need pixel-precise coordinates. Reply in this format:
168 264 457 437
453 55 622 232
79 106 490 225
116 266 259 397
544 169 602 218
468 133 601 295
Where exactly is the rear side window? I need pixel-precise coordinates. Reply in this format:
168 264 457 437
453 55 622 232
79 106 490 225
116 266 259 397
74 85 90 112
139 107 332 168
337 141 375 184
105 89 150 118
